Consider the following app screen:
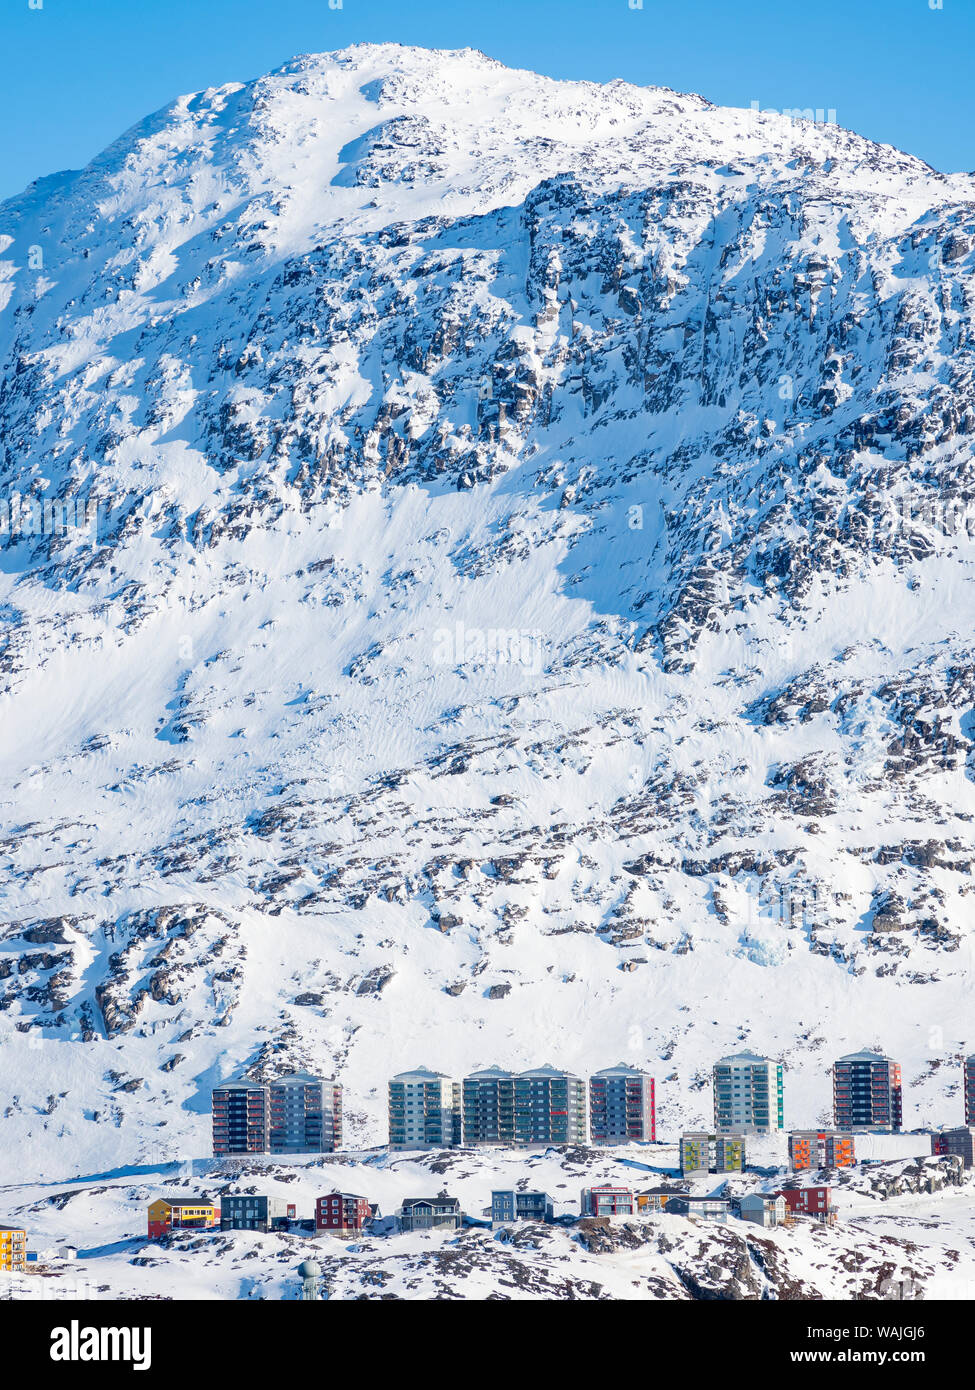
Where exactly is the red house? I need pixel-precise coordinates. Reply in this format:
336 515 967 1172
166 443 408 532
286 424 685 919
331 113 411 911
315 1191 372 1236
580 1185 635 1217
776 1186 836 1224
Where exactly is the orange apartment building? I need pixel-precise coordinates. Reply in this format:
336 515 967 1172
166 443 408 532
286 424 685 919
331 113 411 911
0 1226 27 1271
788 1130 856 1171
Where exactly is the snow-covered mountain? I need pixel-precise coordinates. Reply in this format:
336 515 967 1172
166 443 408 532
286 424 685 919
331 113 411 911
1 42 975 1241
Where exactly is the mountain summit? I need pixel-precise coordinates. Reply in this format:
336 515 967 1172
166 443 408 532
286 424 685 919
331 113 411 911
0 46 974 1182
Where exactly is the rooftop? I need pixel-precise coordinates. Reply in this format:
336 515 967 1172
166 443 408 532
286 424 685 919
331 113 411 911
591 1063 651 1078
390 1066 451 1082
714 1052 779 1066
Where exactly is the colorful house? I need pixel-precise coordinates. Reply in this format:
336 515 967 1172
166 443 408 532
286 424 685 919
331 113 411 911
219 1195 296 1232
147 1197 220 1240
0 1226 27 1271
398 1195 462 1231
580 1185 635 1217
738 1193 786 1227
776 1186 836 1225
668 1196 729 1224
316 1192 374 1235
636 1187 685 1213
491 1190 554 1225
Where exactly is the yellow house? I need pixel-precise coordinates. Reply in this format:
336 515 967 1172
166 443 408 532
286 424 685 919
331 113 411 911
0 1226 27 1271
147 1197 219 1240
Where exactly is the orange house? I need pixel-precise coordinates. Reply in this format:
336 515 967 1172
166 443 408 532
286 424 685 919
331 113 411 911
147 1197 220 1240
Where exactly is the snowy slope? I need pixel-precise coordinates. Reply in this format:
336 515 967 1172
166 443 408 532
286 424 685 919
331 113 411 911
1 46 975 1295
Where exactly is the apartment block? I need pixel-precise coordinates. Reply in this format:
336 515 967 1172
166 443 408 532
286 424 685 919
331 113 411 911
513 1065 587 1145
220 1195 296 1232
0 1226 27 1271
491 1190 553 1225
462 1066 515 1146
388 1067 462 1150
713 1053 784 1134
680 1132 746 1175
316 1192 373 1235
931 1127 975 1169
789 1130 856 1171
581 1185 635 1217
832 1051 902 1132
965 1057 975 1126
269 1072 342 1154
211 1079 269 1157
588 1064 656 1143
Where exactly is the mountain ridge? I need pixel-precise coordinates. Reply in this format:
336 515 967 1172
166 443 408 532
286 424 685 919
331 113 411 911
0 44 974 1200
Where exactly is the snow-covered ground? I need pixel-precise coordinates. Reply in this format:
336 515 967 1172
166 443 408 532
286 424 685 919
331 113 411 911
2 43 975 1297
2 1145 972 1301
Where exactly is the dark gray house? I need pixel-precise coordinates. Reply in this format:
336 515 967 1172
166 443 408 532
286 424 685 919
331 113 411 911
491 1190 554 1225
398 1194 462 1232
667 1195 729 1224
220 1194 297 1232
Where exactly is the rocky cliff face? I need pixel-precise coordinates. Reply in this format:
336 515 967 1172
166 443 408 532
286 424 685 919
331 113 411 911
1 45 974 1180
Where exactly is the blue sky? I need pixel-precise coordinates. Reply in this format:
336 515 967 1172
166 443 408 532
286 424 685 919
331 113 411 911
1 0 972 202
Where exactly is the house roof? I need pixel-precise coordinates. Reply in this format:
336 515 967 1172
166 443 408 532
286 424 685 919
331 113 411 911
390 1066 451 1082
153 1196 217 1208
590 1063 650 1079
271 1071 328 1086
465 1066 514 1080
491 1189 551 1199
517 1063 582 1080
714 1052 779 1066
401 1196 460 1209
835 1050 891 1064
